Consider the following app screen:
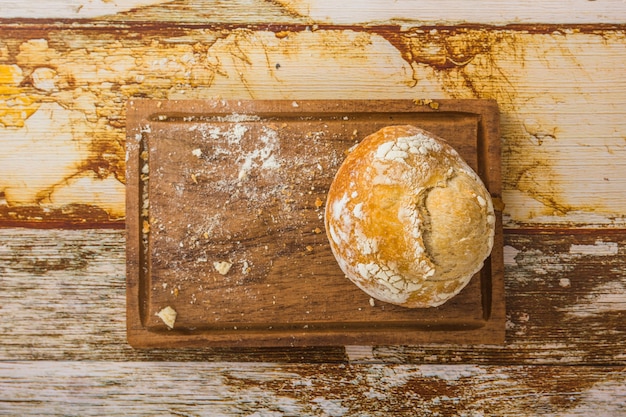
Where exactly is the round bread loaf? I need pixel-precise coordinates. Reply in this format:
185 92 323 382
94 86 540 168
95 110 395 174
325 125 495 308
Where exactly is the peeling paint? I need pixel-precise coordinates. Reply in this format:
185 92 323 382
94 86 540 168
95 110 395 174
0 27 625 226
564 280 626 319
419 365 487 381
569 240 619 256
503 245 520 266
546 376 626 417
0 103 91 204
272 0 626 25
1 0 169 19
47 173 125 219
0 64 40 127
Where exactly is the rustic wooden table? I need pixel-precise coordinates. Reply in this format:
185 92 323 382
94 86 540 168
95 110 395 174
1 1 625 415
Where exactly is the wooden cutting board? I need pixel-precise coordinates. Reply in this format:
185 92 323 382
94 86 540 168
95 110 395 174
126 99 504 347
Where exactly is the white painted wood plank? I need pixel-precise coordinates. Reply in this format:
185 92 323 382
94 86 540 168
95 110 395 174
0 361 624 416
2 0 626 24
0 0 300 23
1 28 625 227
277 0 626 25
0 228 130 359
0 0 166 19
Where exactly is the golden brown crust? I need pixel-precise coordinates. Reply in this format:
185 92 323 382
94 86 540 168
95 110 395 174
325 125 495 308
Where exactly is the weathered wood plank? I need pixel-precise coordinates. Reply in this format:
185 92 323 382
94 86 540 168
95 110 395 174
374 231 626 364
0 361 624 416
0 0 303 22
274 0 626 26
0 228 345 362
2 0 626 25
1 27 625 227
1 228 624 363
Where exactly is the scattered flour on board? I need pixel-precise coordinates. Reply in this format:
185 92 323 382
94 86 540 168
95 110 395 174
149 114 345 305
195 121 282 195
236 126 281 181
185 121 290 240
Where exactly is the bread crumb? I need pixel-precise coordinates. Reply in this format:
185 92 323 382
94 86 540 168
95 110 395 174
305 245 314 252
214 261 233 275
314 197 324 208
369 297 375 307
242 260 251 275
413 98 440 110
313 227 322 234
192 148 202 158
156 306 177 329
